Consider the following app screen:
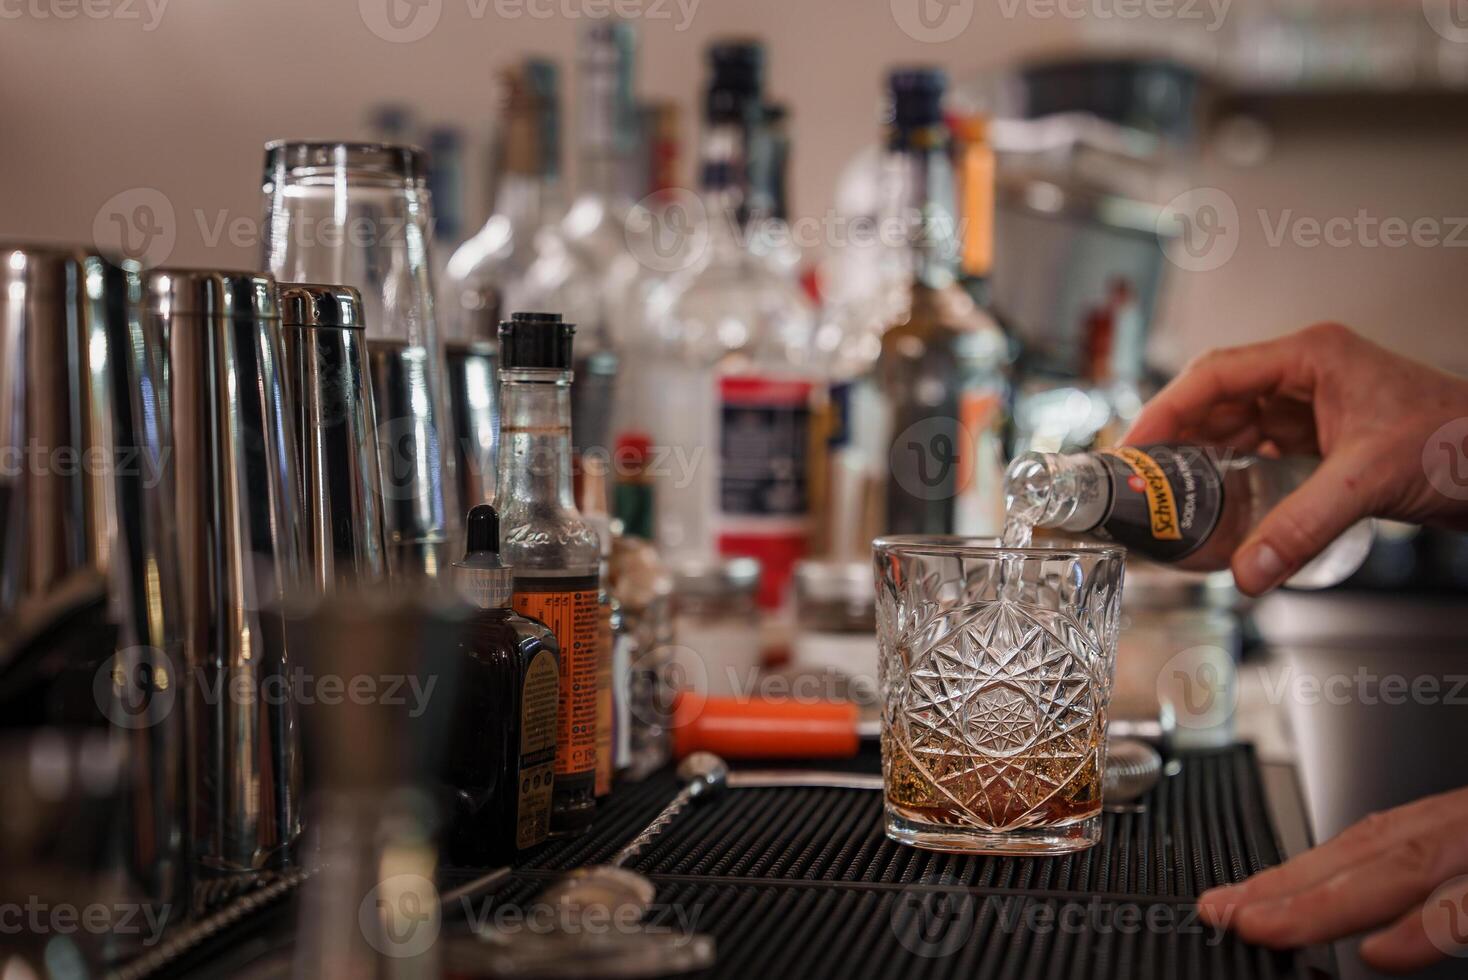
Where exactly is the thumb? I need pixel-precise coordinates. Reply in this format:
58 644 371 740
1231 452 1377 595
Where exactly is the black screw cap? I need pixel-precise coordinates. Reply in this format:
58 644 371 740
499 311 575 371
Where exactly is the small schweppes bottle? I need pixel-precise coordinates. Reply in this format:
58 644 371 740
1003 445 1372 588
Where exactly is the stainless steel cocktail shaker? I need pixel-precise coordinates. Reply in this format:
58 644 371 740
279 282 389 591
146 268 303 882
0 243 188 936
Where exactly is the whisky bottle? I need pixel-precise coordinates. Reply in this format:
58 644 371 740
495 311 603 836
1004 445 1374 588
441 504 560 865
875 68 1010 538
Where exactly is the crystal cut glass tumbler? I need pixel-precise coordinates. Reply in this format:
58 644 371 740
874 536 1125 855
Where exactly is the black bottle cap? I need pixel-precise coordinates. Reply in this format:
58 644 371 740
706 39 764 124
887 67 948 131
464 504 500 556
456 504 512 607
499 311 575 370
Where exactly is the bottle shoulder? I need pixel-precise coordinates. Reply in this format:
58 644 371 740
499 511 603 569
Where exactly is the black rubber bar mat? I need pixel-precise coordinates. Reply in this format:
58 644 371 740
142 746 1321 979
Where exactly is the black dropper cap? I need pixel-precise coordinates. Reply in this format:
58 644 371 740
706 40 764 124
887 67 948 131
456 504 512 606
464 504 500 556
499 311 576 370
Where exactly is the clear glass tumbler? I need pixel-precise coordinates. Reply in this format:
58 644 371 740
874 536 1125 855
262 141 459 580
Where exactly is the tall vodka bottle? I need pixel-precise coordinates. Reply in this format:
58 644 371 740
643 39 819 610
495 312 602 836
443 62 565 508
1004 445 1374 588
875 69 1010 538
555 21 641 462
263 141 460 579
611 100 682 446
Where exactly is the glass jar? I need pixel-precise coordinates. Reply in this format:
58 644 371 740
1112 561 1242 749
670 557 761 698
791 559 879 709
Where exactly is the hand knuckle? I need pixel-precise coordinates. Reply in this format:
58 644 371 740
1395 835 1443 886
1346 809 1397 843
1303 321 1353 346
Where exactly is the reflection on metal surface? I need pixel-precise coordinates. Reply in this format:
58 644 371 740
0 244 188 939
148 267 302 883
280 282 388 591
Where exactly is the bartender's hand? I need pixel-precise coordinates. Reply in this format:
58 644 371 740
1124 323 1468 594
1197 786 1468 973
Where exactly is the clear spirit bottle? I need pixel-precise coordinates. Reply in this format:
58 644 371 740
644 39 818 610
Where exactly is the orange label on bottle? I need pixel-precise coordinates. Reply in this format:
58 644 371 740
594 601 614 797
514 575 600 782
1109 447 1184 541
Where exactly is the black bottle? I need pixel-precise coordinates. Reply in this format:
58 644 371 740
440 504 561 866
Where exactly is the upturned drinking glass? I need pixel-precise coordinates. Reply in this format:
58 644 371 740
262 141 459 581
873 536 1125 855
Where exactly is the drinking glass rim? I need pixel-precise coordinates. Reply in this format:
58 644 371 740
872 535 1125 561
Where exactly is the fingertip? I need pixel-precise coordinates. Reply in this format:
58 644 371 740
1232 541 1290 596
1232 899 1290 946
1359 925 1440 976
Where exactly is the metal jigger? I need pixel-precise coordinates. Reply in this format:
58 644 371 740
147 269 303 890
279 283 389 591
0 244 188 952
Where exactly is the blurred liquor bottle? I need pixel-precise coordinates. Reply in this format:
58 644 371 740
612 99 682 450
876 68 1011 538
644 39 818 611
573 453 627 798
609 434 676 778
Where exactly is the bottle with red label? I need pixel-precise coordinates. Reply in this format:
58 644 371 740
643 40 818 610
494 311 602 837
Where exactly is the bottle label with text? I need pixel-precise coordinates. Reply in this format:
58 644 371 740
513 574 600 796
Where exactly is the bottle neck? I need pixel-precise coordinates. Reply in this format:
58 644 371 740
614 477 655 541
1005 451 1110 533
499 90 561 212
495 368 576 515
699 121 750 257
885 124 961 290
453 558 514 609
493 172 556 237
578 58 633 201
956 128 995 286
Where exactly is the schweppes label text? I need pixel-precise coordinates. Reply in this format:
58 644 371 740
1111 447 1183 541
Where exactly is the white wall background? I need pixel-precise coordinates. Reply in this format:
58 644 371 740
2 0 1466 371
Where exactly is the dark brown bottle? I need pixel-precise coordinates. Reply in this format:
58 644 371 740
440 504 561 866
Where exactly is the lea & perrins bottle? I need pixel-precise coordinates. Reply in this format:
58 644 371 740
495 311 602 836
441 504 560 864
1004 445 1373 588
